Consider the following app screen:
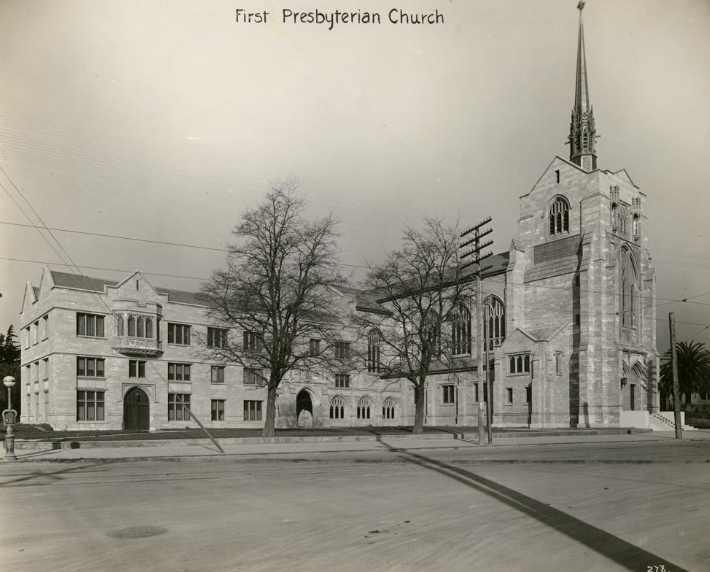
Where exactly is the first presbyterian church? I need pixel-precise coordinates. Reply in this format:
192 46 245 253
19 4 658 431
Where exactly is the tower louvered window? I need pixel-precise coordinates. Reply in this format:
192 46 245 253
549 197 570 236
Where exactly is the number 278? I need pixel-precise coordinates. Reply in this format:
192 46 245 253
647 566 667 572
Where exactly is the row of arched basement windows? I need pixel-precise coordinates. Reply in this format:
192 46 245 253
116 315 155 339
330 396 397 420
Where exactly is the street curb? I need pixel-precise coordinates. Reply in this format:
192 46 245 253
5 433 704 464
11 428 648 451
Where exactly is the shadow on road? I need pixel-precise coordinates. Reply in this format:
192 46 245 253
379 441 688 572
0 463 99 487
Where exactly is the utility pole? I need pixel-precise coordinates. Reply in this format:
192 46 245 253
460 217 493 444
483 296 492 444
668 313 682 440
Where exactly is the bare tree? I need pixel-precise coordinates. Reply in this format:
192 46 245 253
353 217 472 434
200 180 344 437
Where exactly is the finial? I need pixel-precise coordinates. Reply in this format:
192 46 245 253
577 0 585 11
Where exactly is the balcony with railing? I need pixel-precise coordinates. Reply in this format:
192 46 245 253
112 336 163 357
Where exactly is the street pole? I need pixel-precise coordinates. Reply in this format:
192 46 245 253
3 376 18 461
668 313 682 440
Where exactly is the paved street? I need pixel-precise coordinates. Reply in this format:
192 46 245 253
1 439 709 572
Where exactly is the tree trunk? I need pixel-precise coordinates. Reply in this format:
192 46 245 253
412 382 425 434
262 386 278 437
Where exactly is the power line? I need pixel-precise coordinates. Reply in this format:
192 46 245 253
0 183 78 274
0 165 81 276
0 220 370 269
0 257 207 282
2 256 709 330
0 220 228 253
0 169 123 318
3 217 709 305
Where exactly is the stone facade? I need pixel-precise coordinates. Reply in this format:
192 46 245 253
18 3 657 431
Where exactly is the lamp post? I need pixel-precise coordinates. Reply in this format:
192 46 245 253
3 376 18 461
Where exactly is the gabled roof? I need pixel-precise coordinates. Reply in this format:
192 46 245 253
520 155 598 199
49 270 209 306
608 168 640 190
51 271 118 292
156 287 210 307
519 323 568 342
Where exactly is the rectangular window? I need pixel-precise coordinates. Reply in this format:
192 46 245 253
42 358 49 380
506 388 514 405
211 366 225 384
334 341 351 359
41 315 48 340
77 357 105 378
443 384 455 404
24 326 30 349
309 338 320 357
167 323 191 345
33 321 39 344
32 361 39 382
129 360 146 378
77 390 105 421
243 368 263 386
508 354 531 374
211 399 225 421
526 385 532 404
335 374 350 388
243 400 262 421
243 331 262 351
474 383 479 403
168 393 191 421
167 363 191 381
207 327 228 348
76 313 105 337
555 353 562 375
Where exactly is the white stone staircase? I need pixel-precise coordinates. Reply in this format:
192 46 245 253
649 412 696 431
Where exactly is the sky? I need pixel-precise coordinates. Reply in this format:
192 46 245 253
0 0 709 354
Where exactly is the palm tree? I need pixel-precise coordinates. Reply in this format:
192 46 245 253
660 341 710 410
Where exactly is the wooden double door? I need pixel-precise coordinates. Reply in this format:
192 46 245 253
123 387 150 430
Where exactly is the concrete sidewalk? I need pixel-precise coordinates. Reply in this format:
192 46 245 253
3 429 710 463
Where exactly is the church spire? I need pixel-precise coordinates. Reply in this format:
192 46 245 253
569 0 598 171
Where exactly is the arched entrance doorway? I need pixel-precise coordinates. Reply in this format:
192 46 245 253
296 389 313 428
124 387 150 430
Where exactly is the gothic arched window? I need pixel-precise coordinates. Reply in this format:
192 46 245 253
424 310 441 358
452 303 472 356
329 396 345 420
137 316 145 338
127 315 136 337
620 247 639 342
486 296 506 350
382 397 396 420
357 396 372 420
549 197 570 236
146 317 153 339
116 315 124 337
367 329 381 373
